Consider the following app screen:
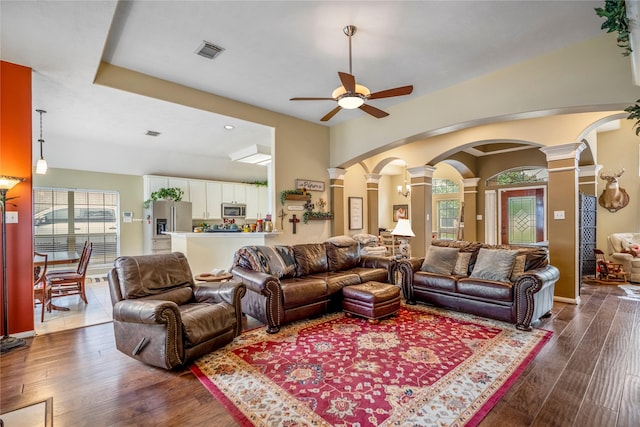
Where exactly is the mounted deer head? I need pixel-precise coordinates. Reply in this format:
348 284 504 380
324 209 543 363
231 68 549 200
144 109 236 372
598 168 629 212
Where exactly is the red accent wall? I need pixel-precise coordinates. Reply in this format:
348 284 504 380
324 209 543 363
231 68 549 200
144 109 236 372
1 61 34 335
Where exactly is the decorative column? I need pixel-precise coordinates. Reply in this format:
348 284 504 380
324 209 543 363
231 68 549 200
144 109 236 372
540 142 586 304
461 178 481 242
328 168 346 236
578 164 602 196
365 173 381 235
408 165 436 258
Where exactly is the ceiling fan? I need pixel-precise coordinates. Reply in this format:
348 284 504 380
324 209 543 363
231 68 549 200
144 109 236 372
290 25 414 122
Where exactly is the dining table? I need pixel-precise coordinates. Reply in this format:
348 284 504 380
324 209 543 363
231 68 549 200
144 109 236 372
34 251 80 267
34 251 81 312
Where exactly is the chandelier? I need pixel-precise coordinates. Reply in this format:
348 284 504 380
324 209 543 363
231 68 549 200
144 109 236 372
397 165 410 197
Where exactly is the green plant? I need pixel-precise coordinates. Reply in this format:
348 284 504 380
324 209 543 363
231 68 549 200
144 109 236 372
143 187 184 208
595 0 632 56
280 189 305 205
625 98 640 135
302 211 334 223
245 180 268 187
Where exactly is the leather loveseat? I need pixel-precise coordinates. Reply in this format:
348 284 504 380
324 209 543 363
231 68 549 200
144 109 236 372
108 252 246 369
230 236 392 333
397 240 559 331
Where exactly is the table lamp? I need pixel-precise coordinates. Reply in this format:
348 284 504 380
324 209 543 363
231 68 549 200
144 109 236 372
0 175 26 353
391 219 415 258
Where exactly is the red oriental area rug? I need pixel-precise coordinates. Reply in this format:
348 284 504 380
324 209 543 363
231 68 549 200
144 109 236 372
191 304 551 426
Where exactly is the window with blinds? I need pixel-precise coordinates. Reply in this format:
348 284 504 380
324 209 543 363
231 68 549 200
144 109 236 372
33 188 120 266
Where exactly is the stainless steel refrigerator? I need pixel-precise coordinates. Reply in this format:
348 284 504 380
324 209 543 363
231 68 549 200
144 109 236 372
143 200 192 254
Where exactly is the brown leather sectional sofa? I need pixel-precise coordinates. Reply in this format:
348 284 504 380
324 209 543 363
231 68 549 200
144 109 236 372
230 236 393 333
396 240 559 331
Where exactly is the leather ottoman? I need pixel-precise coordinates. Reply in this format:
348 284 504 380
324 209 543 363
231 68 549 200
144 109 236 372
342 281 401 322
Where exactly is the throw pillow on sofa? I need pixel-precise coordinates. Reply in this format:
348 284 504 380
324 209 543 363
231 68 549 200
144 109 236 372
421 245 460 274
233 245 297 279
510 254 527 282
453 252 473 276
470 248 519 282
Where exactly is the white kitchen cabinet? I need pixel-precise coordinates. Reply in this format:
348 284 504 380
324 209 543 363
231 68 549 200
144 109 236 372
189 180 207 219
245 185 269 219
144 175 190 202
205 181 223 219
168 178 190 202
190 179 223 220
221 183 246 204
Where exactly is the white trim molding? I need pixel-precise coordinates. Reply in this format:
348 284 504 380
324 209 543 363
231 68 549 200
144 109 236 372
578 164 603 177
364 173 382 184
327 168 346 180
408 165 436 179
540 142 586 162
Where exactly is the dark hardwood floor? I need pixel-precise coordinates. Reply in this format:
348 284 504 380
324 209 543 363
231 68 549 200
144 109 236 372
1 282 638 426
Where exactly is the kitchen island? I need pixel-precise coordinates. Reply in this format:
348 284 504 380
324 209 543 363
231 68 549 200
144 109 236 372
166 231 281 277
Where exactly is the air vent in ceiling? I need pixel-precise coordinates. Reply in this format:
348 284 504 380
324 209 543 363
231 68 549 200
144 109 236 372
145 130 161 137
196 40 225 60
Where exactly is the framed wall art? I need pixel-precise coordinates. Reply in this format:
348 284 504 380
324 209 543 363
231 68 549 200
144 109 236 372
349 197 363 230
393 204 409 222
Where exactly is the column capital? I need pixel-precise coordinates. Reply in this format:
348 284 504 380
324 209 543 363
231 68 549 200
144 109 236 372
578 164 603 177
364 173 382 184
462 177 481 187
407 165 436 178
540 142 586 162
327 168 346 180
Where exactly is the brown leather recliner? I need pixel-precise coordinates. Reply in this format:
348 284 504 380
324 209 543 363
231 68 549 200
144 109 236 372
107 252 245 369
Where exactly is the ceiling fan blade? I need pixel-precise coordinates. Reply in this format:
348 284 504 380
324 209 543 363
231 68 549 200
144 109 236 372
320 106 342 122
368 85 414 100
338 72 356 93
359 104 389 119
290 97 336 101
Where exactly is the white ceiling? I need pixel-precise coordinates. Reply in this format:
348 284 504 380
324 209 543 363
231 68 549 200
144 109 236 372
1 0 606 180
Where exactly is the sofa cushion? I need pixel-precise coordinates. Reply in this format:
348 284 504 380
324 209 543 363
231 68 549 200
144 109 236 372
232 245 297 279
456 278 513 303
325 236 360 272
179 302 236 346
413 271 457 292
279 277 327 309
308 272 361 296
421 245 460 275
293 243 329 276
469 248 518 282
345 267 389 283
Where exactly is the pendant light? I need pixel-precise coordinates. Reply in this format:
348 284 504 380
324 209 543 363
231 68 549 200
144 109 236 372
35 109 48 175
397 164 411 197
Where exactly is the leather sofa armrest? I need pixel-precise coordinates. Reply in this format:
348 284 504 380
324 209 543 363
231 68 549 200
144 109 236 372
113 299 181 324
194 281 246 306
512 265 559 330
230 266 279 294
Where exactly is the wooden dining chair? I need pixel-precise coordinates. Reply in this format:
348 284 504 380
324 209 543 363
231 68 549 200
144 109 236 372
46 242 93 304
33 252 51 322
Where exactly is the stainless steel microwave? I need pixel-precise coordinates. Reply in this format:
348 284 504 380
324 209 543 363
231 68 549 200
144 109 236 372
221 203 246 219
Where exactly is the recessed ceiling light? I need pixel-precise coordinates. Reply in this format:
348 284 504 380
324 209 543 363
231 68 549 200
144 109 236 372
224 125 234 130
145 130 161 137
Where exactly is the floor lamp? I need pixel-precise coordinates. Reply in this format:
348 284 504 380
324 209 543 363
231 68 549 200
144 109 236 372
0 175 26 353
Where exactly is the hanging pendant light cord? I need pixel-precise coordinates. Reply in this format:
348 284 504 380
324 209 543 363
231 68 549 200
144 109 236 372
36 109 46 158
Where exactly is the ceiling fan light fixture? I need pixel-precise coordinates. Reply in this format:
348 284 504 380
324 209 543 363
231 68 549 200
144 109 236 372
333 84 370 109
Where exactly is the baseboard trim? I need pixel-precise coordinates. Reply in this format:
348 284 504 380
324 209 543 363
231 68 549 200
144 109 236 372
554 295 580 305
